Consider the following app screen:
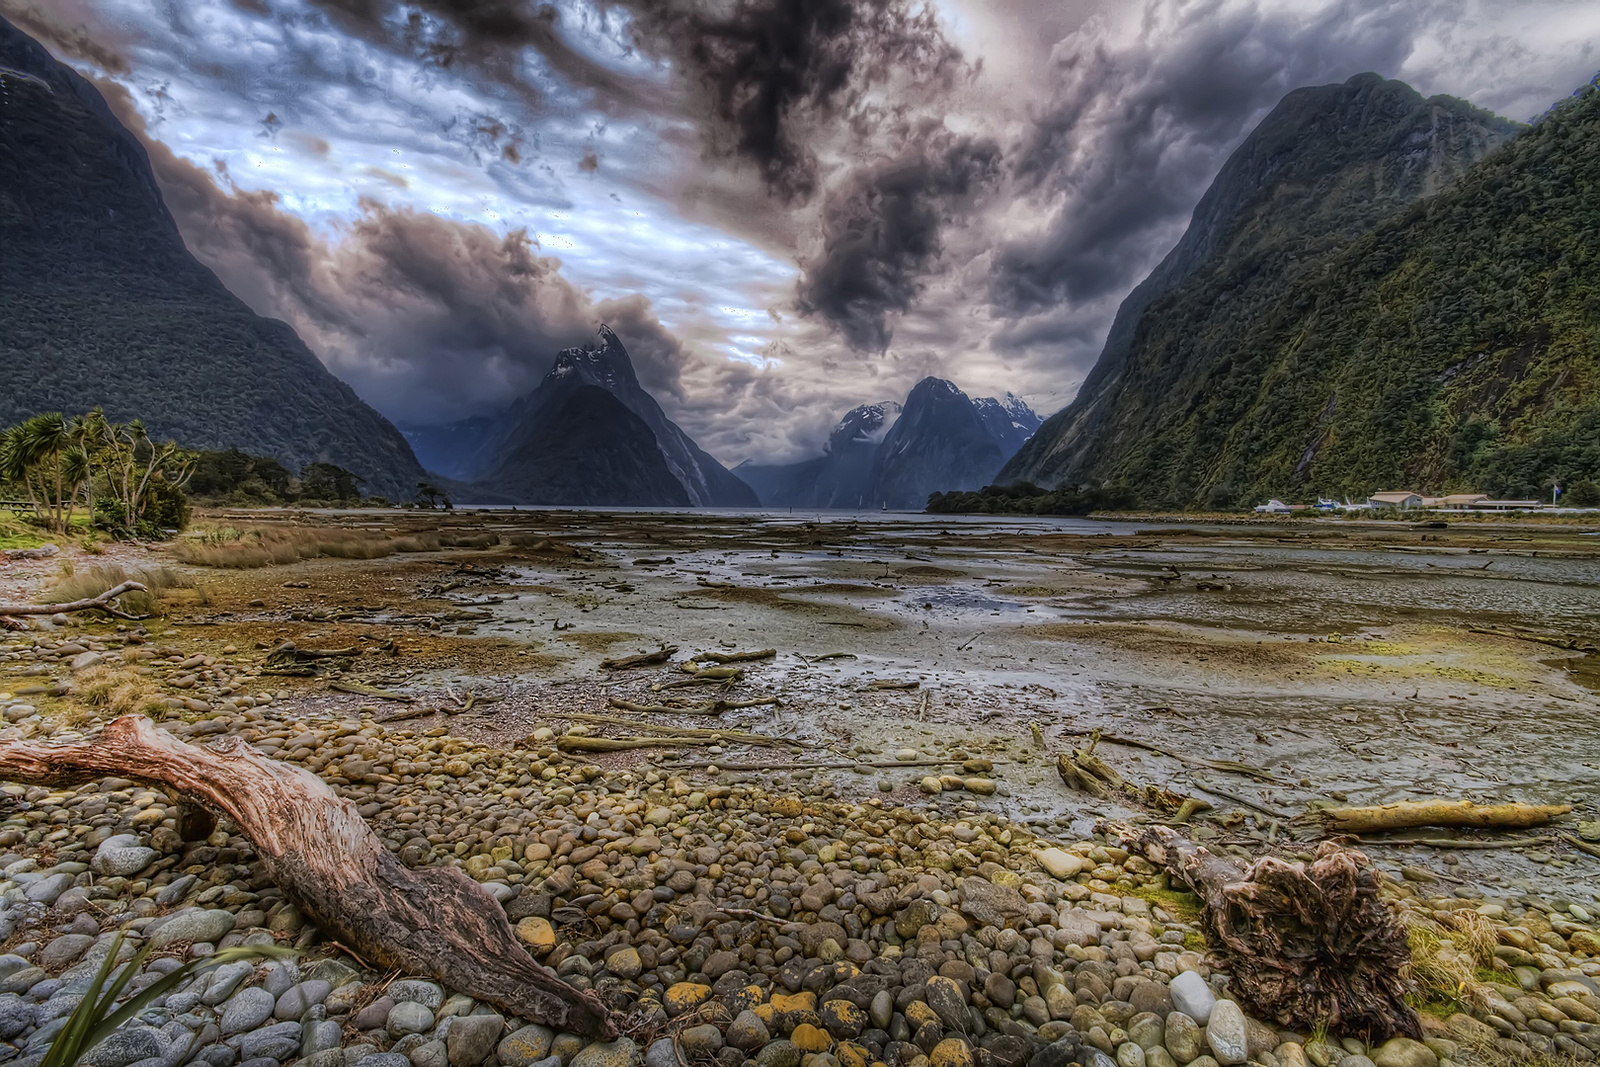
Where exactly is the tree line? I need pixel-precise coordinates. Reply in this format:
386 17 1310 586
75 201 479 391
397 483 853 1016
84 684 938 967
0 409 383 540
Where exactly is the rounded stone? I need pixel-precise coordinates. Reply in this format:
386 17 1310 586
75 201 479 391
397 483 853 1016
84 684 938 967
1203 1000 1248 1066
678 1025 723 1057
930 1038 974 1067
219 988 277 1035
1371 1037 1438 1067
387 1001 435 1036
499 1025 555 1067
568 1038 637 1067
725 1010 770 1051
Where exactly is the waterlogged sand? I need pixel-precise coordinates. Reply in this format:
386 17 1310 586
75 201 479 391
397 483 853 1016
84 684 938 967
7 508 1600 900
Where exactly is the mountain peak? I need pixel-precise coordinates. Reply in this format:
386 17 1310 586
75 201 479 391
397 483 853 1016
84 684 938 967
548 325 640 393
826 401 902 455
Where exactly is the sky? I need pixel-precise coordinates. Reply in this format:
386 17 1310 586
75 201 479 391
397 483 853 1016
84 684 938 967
5 0 1598 466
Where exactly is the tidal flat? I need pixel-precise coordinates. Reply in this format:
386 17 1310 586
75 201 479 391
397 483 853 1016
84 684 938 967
14 507 1596 897
3 509 1600 1067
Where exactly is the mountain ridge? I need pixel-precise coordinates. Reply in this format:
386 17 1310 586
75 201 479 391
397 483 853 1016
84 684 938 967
743 382 1040 510
0 15 427 500
1002 72 1599 505
1000 73 1523 496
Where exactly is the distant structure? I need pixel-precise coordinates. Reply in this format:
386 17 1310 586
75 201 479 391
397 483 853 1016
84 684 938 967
1423 493 1489 509
1368 491 1424 509
1253 490 1552 514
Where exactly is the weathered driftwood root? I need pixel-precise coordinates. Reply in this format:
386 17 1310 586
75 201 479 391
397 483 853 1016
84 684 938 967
1316 800 1571 835
0 716 616 1038
1139 825 1419 1041
0 580 150 619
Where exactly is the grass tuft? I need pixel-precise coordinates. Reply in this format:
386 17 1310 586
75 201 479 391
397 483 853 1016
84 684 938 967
38 563 190 616
171 525 494 568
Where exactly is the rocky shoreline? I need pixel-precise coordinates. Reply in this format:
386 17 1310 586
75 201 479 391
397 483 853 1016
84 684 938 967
4 673 1600 1067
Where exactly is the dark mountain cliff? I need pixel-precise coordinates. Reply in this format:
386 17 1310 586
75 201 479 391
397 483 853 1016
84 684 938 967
1000 73 1524 499
474 328 756 507
0 16 425 499
480 384 692 507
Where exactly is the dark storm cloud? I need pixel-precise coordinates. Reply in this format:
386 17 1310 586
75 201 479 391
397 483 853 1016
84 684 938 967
625 0 963 201
289 0 962 201
304 0 660 115
989 0 1430 316
95 78 686 423
798 129 1001 351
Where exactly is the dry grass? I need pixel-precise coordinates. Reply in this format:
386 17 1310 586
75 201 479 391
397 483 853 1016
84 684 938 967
1407 915 1492 1016
38 562 191 615
172 525 502 568
73 664 165 718
172 524 502 566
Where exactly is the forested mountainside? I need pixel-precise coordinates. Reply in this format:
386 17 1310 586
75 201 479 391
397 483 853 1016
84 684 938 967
999 73 1541 504
0 17 425 499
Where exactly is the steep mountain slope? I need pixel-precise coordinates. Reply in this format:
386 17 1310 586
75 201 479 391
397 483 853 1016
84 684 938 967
476 328 756 506
480 385 692 507
1001 73 1523 499
736 401 902 508
0 17 425 499
868 379 1036 509
401 416 498 482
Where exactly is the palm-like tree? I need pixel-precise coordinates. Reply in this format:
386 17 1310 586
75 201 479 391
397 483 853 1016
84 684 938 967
4 414 83 531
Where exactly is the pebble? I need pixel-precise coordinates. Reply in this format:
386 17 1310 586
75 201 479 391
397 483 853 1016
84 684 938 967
219 988 277 1035
1168 971 1215 1025
387 1001 435 1036
1203 1000 1249 1066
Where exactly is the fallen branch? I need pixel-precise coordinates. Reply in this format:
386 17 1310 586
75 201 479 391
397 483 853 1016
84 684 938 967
652 669 742 692
690 648 775 664
663 757 985 772
557 713 792 748
1191 779 1294 820
1314 800 1571 835
864 679 918 691
1468 626 1597 653
375 706 442 724
330 681 414 702
1562 835 1600 860
557 735 716 752
1354 835 1546 850
1139 825 1418 1041
0 715 614 1037
607 697 724 716
1056 731 1207 820
1065 729 1283 783
600 645 678 670
0 580 150 620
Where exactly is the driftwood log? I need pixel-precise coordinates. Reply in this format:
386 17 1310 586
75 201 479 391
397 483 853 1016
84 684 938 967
0 715 616 1038
0 580 150 620
1316 800 1571 835
1139 825 1419 1041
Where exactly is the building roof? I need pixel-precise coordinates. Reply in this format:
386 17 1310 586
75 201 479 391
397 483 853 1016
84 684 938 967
1369 491 1423 503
